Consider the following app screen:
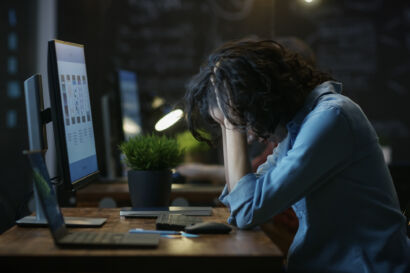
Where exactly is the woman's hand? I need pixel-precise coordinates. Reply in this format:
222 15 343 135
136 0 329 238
209 106 225 127
209 75 236 129
209 105 237 130
209 72 251 190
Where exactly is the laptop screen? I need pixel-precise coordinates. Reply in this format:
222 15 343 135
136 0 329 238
26 152 66 234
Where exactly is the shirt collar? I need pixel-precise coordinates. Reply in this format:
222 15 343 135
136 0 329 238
287 81 343 131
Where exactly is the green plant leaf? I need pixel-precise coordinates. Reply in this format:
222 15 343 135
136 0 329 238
119 134 184 171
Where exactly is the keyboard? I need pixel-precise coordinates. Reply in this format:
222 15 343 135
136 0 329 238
59 231 155 245
156 213 202 231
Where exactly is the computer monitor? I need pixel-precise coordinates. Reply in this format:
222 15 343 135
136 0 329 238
16 40 106 227
47 40 99 190
116 70 142 140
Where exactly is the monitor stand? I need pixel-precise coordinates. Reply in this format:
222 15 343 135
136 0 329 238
16 183 107 227
17 74 107 228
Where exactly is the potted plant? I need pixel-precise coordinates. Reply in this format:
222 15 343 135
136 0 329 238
119 134 184 207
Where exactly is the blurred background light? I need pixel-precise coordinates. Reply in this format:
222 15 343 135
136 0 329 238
123 117 142 136
152 96 165 109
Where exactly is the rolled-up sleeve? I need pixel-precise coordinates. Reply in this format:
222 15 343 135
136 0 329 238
219 173 257 226
219 106 354 229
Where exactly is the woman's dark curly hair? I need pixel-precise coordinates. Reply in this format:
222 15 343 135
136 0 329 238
185 39 333 145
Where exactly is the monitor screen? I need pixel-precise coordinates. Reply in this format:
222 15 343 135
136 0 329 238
118 70 142 139
48 40 99 188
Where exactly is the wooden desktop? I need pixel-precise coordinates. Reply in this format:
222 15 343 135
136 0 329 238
0 208 284 272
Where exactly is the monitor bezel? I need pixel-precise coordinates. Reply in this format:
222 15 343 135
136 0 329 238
47 39 99 190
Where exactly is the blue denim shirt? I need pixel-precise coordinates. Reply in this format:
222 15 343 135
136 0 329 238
219 81 410 272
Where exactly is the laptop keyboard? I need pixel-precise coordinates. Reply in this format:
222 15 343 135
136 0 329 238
156 213 202 231
58 231 160 247
62 232 127 244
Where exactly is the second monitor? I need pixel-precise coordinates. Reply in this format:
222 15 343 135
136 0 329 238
117 70 142 141
101 69 142 178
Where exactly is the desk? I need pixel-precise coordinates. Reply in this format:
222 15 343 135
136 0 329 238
0 208 283 272
77 183 225 207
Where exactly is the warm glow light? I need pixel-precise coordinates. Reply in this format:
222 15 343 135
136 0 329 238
152 96 165 109
123 118 142 136
304 0 314 3
154 109 183 131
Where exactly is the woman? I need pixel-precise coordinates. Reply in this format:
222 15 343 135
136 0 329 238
185 40 409 272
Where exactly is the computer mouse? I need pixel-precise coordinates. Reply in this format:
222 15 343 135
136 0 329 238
184 222 232 234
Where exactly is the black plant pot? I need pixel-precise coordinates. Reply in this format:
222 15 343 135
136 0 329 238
127 169 172 208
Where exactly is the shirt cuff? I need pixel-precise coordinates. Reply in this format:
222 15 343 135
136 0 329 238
218 185 230 206
218 173 258 226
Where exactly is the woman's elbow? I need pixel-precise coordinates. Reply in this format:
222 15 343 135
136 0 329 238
236 221 257 230
233 208 258 230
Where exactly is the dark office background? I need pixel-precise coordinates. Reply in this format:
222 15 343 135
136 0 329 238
1 0 409 233
0 1 36 233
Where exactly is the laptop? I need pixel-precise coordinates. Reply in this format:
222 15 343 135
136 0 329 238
25 150 160 248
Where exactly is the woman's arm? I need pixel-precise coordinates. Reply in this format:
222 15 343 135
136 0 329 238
209 77 252 192
222 107 354 229
209 105 251 191
224 125 251 192
221 127 231 190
